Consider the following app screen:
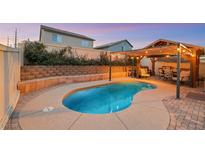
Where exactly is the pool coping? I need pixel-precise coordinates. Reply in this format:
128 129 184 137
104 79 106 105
7 78 176 130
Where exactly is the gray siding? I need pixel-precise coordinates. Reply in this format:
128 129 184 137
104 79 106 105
102 41 132 51
40 30 93 48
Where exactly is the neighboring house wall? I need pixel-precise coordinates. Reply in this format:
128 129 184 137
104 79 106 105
100 41 132 52
40 30 93 48
0 45 20 129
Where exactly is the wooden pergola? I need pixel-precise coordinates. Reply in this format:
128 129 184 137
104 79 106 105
109 39 205 99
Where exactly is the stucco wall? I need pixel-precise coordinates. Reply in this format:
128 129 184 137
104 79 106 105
41 30 93 48
18 42 108 66
141 57 205 78
0 44 20 129
155 62 190 75
199 63 205 79
46 45 107 59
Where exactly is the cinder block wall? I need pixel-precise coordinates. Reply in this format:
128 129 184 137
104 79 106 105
21 65 130 81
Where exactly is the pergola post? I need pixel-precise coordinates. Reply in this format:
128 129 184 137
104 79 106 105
176 44 181 99
190 51 198 87
150 58 156 75
131 57 135 78
124 55 128 77
109 52 112 81
136 57 142 78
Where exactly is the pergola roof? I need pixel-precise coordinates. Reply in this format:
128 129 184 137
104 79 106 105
108 39 204 95
112 39 204 57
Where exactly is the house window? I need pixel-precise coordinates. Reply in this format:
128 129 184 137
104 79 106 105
52 33 62 43
81 40 89 47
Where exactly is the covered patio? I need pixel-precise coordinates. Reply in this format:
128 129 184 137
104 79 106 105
110 39 205 98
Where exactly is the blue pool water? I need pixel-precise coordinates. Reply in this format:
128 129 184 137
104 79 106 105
63 82 155 114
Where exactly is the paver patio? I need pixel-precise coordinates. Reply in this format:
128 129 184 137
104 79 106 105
163 87 205 130
5 78 205 130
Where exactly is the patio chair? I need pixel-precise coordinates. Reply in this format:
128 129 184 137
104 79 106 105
140 68 150 78
128 69 136 77
164 69 172 80
172 70 190 82
158 68 164 78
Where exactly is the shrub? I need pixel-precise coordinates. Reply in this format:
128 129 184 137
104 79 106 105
24 41 130 66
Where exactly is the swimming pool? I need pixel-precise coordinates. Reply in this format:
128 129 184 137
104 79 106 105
63 82 155 114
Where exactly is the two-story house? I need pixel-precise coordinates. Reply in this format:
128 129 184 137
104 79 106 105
39 25 95 50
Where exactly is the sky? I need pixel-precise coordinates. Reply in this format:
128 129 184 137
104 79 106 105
0 23 205 49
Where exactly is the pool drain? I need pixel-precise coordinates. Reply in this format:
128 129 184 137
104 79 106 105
42 106 54 112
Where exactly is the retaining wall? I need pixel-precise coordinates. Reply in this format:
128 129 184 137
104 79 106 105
21 65 129 81
18 65 131 94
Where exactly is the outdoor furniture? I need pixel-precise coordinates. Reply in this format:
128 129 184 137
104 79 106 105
128 69 136 77
158 66 173 80
164 68 172 80
172 70 190 82
140 68 150 78
158 68 164 78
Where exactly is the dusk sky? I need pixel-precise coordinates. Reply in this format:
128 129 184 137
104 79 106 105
0 23 205 49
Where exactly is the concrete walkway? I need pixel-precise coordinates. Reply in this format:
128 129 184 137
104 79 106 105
5 78 177 130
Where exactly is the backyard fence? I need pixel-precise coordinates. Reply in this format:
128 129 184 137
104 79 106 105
0 44 20 129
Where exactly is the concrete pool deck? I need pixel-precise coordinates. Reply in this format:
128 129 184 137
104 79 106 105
5 78 177 130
